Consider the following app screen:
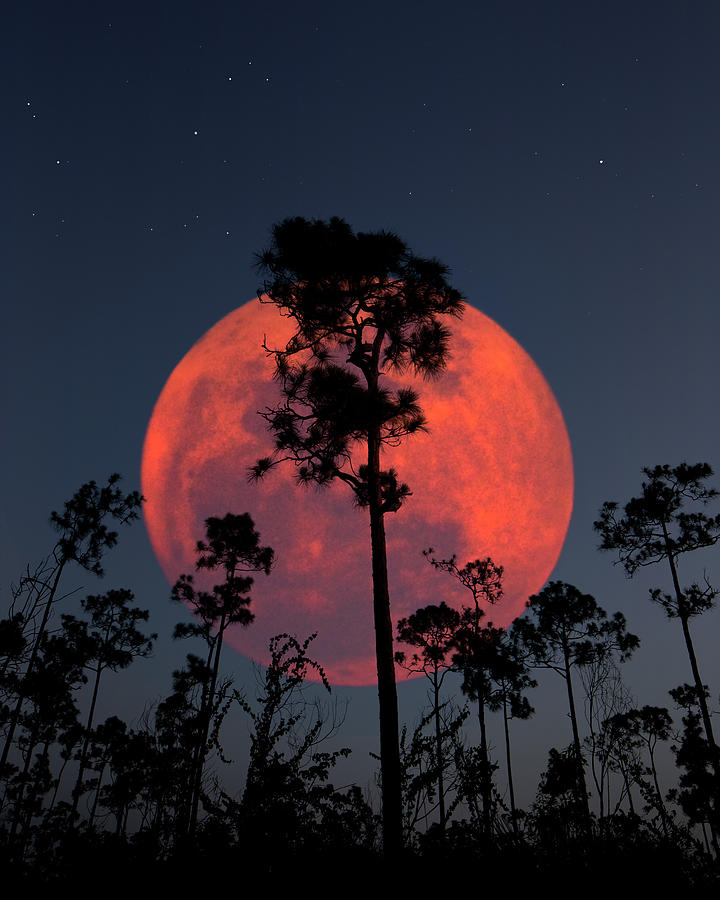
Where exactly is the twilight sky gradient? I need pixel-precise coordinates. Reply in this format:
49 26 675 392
3 1 720 806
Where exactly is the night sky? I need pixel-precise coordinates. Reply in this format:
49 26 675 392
4 1 720 807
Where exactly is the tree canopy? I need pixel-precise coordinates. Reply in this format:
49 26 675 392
251 216 464 857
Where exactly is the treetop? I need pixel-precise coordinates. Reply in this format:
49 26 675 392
50 473 144 576
256 216 465 381
594 462 720 575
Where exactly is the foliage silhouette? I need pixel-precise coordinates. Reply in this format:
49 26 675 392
602 704 674 833
5 463 720 885
395 601 460 830
223 633 376 866
595 462 720 838
579 655 634 821
423 550 505 834
5 631 86 856
532 745 591 845
250 216 464 854
668 683 719 852
484 626 536 835
514 581 639 828
386 704 468 843
0 474 143 796
62 589 156 822
171 512 273 834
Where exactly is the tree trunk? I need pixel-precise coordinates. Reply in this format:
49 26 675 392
0 560 66 777
71 664 103 821
663 523 720 775
623 767 636 816
562 643 592 829
662 521 720 848
189 613 227 834
432 668 446 830
701 822 712 856
18 739 50 861
9 724 39 845
678 612 720 804
49 753 71 811
648 740 670 838
367 427 403 857
115 801 125 836
476 676 492 835
502 693 518 836
181 640 214 835
89 759 107 828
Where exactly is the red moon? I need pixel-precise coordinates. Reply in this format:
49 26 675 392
142 300 573 686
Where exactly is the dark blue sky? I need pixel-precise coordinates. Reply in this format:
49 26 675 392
3 0 720 808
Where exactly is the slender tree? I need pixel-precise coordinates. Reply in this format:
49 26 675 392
580 655 637 823
0 474 143 781
485 628 536 835
595 462 720 817
5 631 85 853
392 704 468 842
533 744 588 845
424 551 505 612
513 581 639 828
668 683 719 852
153 655 211 842
250 216 464 854
172 512 273 834
86 715 128 829
424 550 504 834
395 601 461 831
604 705 673 835
455 619 508 833
64 589 156 821
99 725 157 838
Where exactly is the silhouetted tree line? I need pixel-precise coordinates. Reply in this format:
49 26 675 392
1 461 719 888
3 220 719 886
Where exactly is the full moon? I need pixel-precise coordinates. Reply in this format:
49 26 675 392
142 299 573 686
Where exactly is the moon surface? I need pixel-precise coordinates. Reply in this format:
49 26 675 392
142 299 573 686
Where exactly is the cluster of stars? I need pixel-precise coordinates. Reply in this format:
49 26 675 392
141 217 233 238
189 65 271 137
23 29 703 259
